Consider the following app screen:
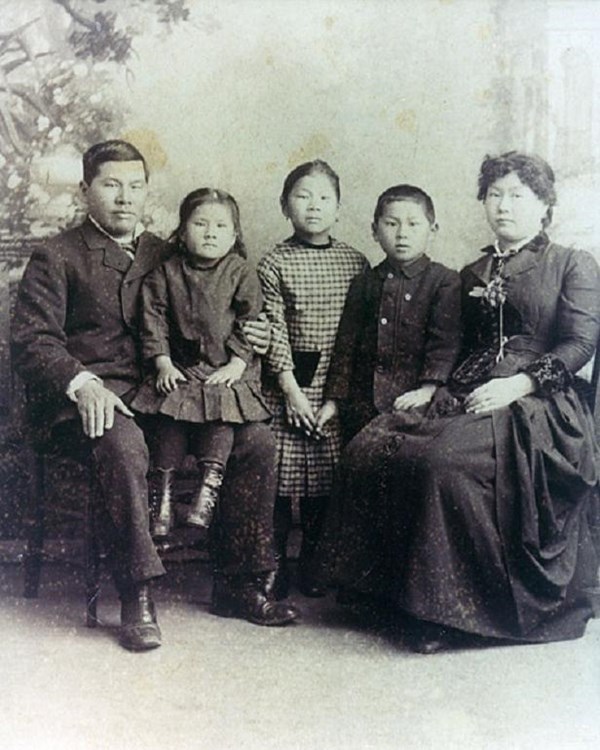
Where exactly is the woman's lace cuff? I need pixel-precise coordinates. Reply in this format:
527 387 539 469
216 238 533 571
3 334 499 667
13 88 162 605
523 353 572 396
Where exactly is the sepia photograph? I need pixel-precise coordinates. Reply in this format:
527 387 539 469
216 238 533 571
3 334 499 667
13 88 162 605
1 1 599 748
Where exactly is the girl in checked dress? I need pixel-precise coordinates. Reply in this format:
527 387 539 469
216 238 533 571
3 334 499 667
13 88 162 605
258 160 367 598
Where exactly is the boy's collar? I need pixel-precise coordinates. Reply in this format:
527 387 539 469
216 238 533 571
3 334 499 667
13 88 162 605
383 253 429 278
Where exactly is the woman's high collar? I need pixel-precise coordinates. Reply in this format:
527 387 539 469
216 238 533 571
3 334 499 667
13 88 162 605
484 232 549 258
492 231 549 257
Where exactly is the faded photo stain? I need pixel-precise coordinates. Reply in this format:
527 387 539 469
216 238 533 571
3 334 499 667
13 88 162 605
395 110 417 133
120 128 168 171
287 133 332 166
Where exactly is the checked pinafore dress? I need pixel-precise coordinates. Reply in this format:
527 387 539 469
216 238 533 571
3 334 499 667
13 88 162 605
258 235 366 498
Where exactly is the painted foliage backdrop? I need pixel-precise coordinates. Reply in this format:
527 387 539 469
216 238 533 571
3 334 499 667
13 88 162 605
0 0 599 537
1 0 599 262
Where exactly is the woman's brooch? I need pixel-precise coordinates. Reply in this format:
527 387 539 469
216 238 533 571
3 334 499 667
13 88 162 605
469 276 508 361
468 276 506 308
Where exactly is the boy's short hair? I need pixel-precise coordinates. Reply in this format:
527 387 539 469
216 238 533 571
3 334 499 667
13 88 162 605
373 184 436 225
82 140 149 185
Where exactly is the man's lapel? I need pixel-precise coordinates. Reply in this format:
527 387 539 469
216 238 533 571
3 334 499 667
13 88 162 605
80 219 132 273
125 232 171 281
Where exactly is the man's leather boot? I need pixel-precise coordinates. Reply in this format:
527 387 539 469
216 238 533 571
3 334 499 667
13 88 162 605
119 582 162 651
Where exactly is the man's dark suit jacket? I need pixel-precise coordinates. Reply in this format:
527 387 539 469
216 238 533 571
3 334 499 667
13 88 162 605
11 219 172 432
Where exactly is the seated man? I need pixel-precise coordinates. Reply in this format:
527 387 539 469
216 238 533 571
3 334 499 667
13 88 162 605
12 140 299 652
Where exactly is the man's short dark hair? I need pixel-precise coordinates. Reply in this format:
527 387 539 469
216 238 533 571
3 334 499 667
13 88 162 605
82 140 149 184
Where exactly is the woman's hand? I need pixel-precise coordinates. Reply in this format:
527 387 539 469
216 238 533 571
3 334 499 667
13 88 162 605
205 356 247 387
464 374 535 414
155 356 187 394
313 399 339 440
243 313 270 356
393 384 437 412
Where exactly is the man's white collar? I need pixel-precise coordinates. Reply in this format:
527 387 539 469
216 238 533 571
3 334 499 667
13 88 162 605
88 214 144 245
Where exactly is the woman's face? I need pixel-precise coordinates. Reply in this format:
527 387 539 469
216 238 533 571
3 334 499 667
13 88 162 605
484 172 549 247
181 202 236 262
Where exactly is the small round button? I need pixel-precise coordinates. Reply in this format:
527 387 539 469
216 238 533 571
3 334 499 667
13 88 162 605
404 293 412 301
387 272 394 279
380 317 388 325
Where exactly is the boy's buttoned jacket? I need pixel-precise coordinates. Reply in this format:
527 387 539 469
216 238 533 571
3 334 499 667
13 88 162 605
326 255 461 436
11 219 171 430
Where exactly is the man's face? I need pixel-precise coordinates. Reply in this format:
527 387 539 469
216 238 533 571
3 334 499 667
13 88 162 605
81 160 148 238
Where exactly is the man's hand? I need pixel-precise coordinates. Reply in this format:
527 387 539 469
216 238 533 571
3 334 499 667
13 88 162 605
205 356 247 387
393 384 437 412
75 380 134 438
243 313 270 356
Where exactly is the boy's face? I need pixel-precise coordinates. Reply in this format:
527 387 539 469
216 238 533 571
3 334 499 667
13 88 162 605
373 199 436 263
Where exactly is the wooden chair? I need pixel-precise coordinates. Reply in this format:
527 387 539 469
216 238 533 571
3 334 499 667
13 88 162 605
22 447 102 628
0 244 101 626
591 348 600 443
21 442 208 625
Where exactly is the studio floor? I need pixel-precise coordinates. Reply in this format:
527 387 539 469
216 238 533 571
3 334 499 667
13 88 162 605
1 553 599 750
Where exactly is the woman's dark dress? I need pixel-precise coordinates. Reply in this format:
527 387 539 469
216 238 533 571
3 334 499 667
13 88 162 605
320 234 600 642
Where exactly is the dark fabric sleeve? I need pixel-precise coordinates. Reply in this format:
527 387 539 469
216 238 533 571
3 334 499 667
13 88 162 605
419 268 462 385
324 271 367 401
547 249 600 373
226 263 264 364
139 265 171 361
523 353 573 397
11 244 86 395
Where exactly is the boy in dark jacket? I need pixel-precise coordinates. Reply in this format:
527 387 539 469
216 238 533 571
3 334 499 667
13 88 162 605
322 184 462 441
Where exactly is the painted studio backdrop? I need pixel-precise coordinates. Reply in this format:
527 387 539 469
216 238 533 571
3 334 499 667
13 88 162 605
0 0 599 538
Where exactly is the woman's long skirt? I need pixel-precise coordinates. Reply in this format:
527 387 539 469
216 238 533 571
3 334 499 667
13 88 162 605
320 389 600 642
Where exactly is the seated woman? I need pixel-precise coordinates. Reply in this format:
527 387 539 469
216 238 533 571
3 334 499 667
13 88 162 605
318 151 600 653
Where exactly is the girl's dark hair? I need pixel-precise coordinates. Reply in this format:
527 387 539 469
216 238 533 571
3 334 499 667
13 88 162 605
279 159 341 211
172 188 247 258
477 151 557 227
82 140 149 184
373 184 436 225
